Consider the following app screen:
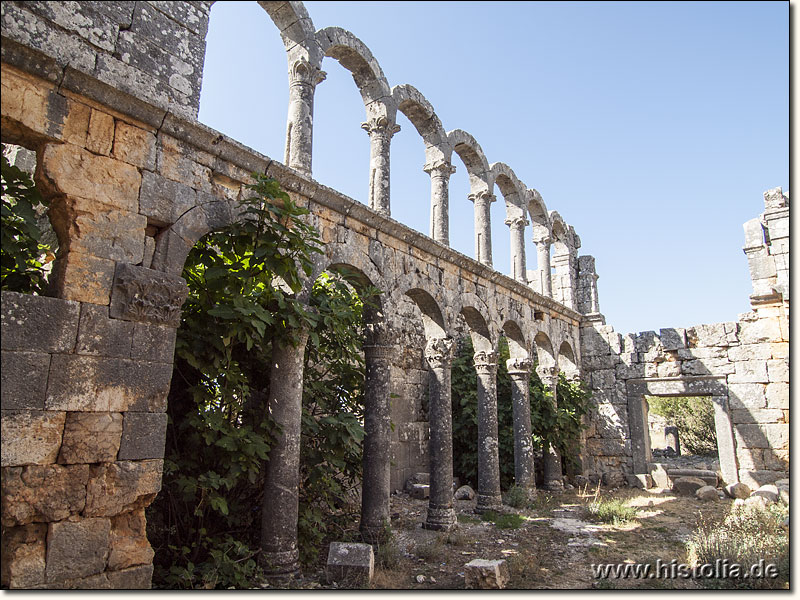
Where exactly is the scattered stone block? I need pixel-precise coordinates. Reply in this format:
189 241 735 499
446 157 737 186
326 542 374 586
464 559 509 589
724 482 751 499
408 483 430 500
455 485 476 500
695 485 718 501
648 463 671 489
626 474 652 489
751 484 779 503
672 477 707 496
667 469 717 488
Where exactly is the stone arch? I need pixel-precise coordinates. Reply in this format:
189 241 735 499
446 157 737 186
447 129 491 194
533 331 556 371
392 84 451 165
460 306 494 354
316 27 392 107
404 287 447 340
502 320 528 361
558 340 579 379
257 1 319 54
527 188 550 240
489 162 527 220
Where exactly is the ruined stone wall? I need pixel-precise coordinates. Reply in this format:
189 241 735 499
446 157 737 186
581 189 789 490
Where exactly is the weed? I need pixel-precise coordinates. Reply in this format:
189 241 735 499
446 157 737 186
444 530 468 546
457 514 480 524
503 485 532 509
587 498 637 525
414 538 443 561
478 510 525 529
686 501 788 589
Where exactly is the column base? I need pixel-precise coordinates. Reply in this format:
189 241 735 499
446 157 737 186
474 493 503 513
543 479 564 492
260 548 300 579
423 505 457 531
360 522 390 545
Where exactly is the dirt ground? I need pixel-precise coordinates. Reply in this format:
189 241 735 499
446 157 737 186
363 485 734 590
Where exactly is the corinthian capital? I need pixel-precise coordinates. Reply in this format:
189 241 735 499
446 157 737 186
505 215 529 228
424 336 455 369
361 116 401 138
473 350 498 374
535 364 558 385
468 190 496 204
289 57 326 86
506 357 532 376
423 160 457 177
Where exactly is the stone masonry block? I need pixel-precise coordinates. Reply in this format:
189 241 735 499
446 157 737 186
131 322 178 363
737 317 781 345
76 303 135 358
49 195 147 263
40 144 141 212
326 542 374 585
58 412 124 464
1 291 80 352
765 383 788 409
108 509 155 571
680 358 734 377
0 464 89 527
106 564 154 589
109 263 189 327
1 351 50 410
86 108 115 155
727 343 772 362
112 121 157 169
727 383 767 410
21 1 128 52
118 412 168 460
728 359 769 384
1 410 66 467
658 328 686 351
46 518 111 582
46 355 173 412
84 460 163 517
47 251 116 305
730 408 785 425
734 423 789 450
0 522 47 588
766 358 789 382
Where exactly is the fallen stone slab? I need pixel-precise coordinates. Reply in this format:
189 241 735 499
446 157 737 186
326 542 374 586
672 476 707 496
626 474 653 489
464 559 509 589
667 469 718 487
752 484 779 503
695 485 718 501
724 482 751 499
775 479 789 504
648 463 671 488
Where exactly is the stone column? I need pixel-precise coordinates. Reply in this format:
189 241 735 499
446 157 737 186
468 190 494 267
285 58 326 176
360 342 395 544
537 367 564 492
260 332 309 577
424 160 457 246
423 336 457 531
534 235 552 297
507 358 536 491
506 216 529 284
362 116 401 215
474 350 502 513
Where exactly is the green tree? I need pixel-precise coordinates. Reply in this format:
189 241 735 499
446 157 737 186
647 396 717 455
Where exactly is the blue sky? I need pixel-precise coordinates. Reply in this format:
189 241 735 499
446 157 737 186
198 1 788 336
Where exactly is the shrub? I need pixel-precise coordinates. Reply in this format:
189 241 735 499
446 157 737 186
586 498 637 525
686 502 788 589
1 145 52 294
503 485 532 509
647 396 717 455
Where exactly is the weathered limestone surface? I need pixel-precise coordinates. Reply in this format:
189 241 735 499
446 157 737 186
325 542 374 585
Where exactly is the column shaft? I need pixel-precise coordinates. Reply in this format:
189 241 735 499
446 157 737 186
363 117 400 215
260 332 309 576
536 241 552 296
539 371 564 491
423 337 457 531
507 217 528 284
284 59 325 175
508 359 536 490
470 191 494 267
425 162 456 245
360 344 394 543
475 352 501 512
